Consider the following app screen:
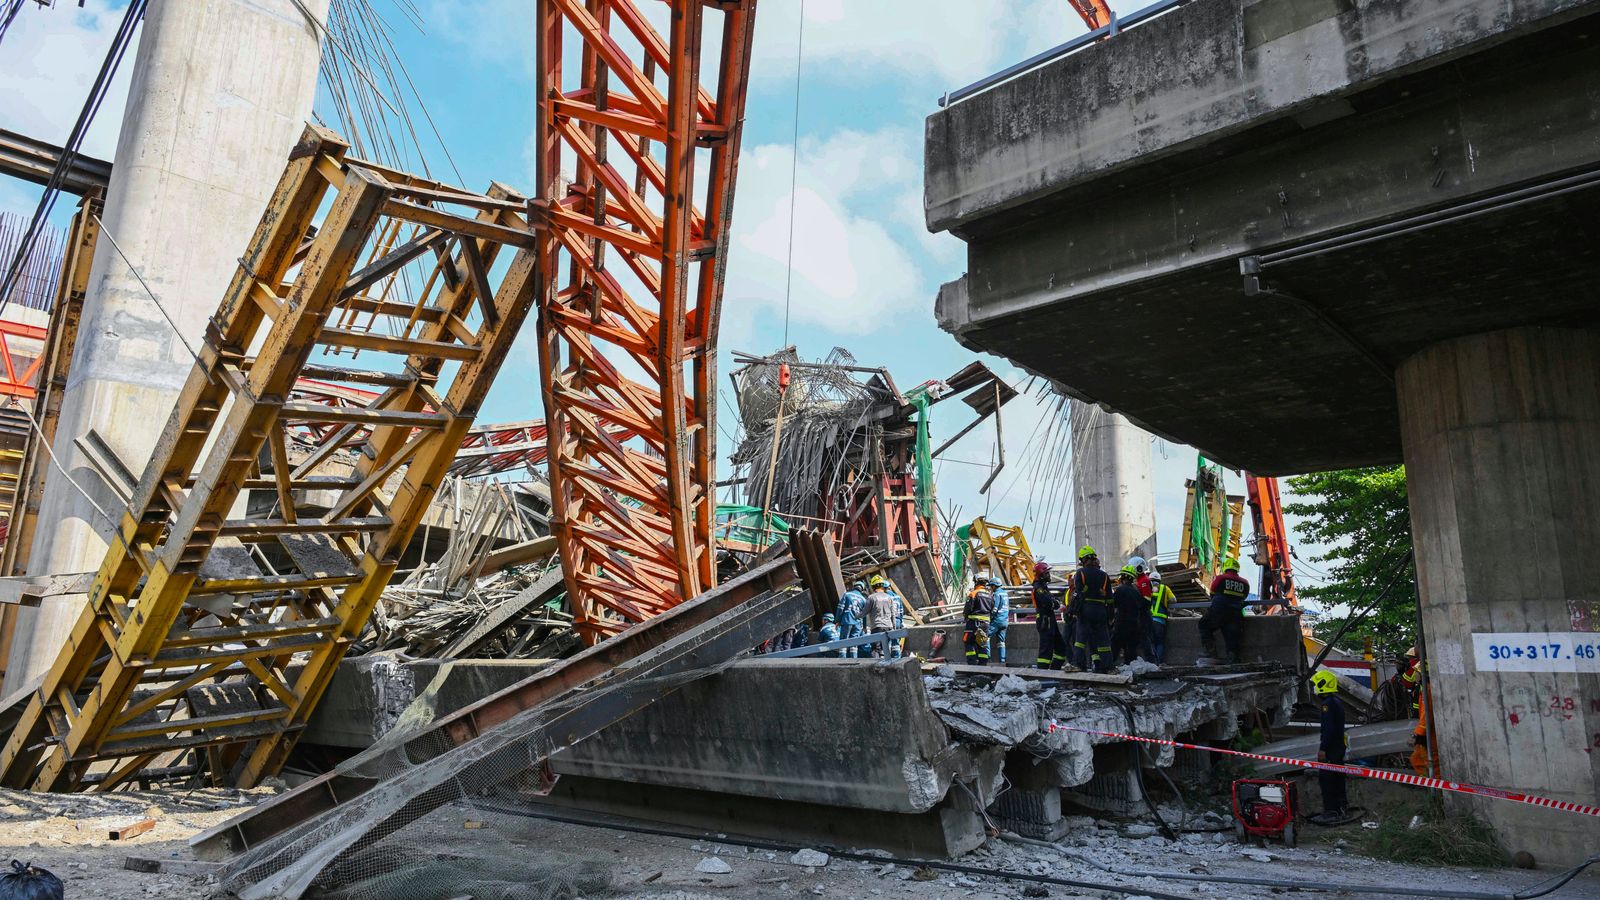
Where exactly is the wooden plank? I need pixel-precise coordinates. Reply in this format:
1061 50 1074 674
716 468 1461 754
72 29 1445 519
109 818 156 840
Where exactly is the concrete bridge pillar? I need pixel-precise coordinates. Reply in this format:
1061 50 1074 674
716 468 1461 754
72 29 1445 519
7 0 328 685
1070 399 1157 566
1397 326 1600 866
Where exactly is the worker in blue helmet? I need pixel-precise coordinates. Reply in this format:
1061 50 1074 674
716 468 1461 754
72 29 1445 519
817 613 842 658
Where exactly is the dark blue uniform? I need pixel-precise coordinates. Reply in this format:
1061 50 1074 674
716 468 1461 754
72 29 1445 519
1070 565 1113 673
1033 577 1066 670
1199 571 1250 663
1319 694 1348 815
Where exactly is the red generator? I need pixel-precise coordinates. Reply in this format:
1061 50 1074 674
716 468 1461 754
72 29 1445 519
1232 778 1299 848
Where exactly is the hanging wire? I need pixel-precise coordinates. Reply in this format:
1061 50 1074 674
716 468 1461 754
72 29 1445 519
780 0 806 345
0 0 147 319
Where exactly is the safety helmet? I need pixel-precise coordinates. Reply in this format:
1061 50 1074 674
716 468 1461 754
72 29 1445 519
1148 570 1164 584
1078 545 1098 561
1310 669 1339 696
1034 561 1051 578
852 580 866 592
1127 555 1147 574
870 576 887 588
1119 565 1137 579
822 613 836 623
974 576 990 587
1404 646 1418 658
1223 557 1240 572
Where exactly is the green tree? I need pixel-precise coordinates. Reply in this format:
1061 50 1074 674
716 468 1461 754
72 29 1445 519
1284 465 1418 657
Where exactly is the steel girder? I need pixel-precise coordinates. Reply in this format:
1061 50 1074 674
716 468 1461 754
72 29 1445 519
0 125 541 791
534 0 757 642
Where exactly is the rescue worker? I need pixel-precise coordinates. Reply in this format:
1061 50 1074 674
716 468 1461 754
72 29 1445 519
1110 565 1148 665
1032 561 1067 670
817 613 842 657
963 576 996 665
867 576 898 658
1069 546 1114 673
1310 669 1349 824
1128 556 1153 599
1199 558 1250 664
1408 657 1432 776
990 578 1010 665
836 580 867 658
1145 570 1176 664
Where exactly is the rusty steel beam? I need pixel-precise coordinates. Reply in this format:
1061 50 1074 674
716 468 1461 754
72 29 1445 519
535 0 759 643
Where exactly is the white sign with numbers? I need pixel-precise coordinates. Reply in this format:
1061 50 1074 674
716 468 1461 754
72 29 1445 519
1472 632 1600 673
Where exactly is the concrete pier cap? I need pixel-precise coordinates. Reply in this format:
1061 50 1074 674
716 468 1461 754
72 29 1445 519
924 0 1600 864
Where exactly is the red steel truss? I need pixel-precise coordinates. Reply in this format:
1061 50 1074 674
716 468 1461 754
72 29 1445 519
0 319 46 400
534 0 756 643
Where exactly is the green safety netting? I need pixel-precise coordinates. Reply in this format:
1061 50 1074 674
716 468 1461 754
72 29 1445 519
904 385 936 519
1191 453 1228 571
950 522 974 585
716 504 789 548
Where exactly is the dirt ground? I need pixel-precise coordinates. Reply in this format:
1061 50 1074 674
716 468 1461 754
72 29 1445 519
2 784 1596 900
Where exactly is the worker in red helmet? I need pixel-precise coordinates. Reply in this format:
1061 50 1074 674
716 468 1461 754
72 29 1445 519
1032 561 1066 670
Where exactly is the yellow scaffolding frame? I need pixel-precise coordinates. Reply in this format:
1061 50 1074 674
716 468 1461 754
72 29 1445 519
0 126 540 791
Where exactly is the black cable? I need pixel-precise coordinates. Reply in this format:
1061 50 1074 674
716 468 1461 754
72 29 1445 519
0 0 146 315
0 0 25 45
1107 694 1179 841
1307 548 1414 677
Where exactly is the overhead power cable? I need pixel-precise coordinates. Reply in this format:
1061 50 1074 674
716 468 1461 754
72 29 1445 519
780 0 805 345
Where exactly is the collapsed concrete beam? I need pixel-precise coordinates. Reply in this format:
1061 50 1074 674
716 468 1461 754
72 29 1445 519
217 580 816 899
193 557 799 861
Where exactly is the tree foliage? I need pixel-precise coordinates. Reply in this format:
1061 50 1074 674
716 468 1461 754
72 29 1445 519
1284 465 1418 657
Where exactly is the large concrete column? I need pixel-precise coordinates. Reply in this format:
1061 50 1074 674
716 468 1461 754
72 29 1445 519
1398 326 1600 867
1070 399 1157 565
7 0 327 683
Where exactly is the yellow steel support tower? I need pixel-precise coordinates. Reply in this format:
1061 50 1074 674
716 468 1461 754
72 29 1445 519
966 516 1036 587
0 126 540 791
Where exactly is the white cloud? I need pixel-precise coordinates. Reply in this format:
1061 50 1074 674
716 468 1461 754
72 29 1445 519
721 127 928 336
751 0 1076 90
0 4 137 161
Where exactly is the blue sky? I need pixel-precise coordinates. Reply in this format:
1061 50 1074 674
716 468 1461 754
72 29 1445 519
0 1 1340 595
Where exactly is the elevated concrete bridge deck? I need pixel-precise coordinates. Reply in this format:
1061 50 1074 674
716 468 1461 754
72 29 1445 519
925 0 1600 867
927 0 1600 474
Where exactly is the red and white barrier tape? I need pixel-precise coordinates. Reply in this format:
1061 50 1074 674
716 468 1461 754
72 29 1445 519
1046 721 1600 818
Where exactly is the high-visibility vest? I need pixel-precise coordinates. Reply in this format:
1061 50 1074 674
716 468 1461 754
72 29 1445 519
1149 583 1175 621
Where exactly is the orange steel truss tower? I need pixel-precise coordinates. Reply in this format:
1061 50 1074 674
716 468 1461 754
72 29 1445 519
534 0 757 642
